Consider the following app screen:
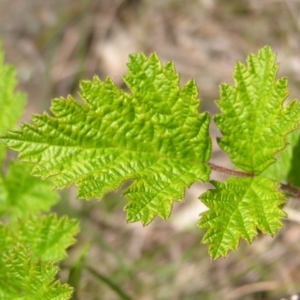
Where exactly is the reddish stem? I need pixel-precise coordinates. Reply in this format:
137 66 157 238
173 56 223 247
207 162 300 198
207 162 254 178
280 183 300 198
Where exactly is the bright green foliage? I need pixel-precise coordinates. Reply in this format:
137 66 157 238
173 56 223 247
0 43 26 164
0 161 59 219
198 46 300 258
0 214 78 299
215 46 300 174
2 53 211 225
199 177 286 259
2 45 300 259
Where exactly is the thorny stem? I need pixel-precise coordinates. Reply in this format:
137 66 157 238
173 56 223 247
207 162 300 198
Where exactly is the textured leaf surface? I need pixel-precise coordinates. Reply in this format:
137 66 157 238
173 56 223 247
0 43 26 163
198 176 286 259
2 53 211 225
0 214 77 299
0 162 59 219
215 46 300 174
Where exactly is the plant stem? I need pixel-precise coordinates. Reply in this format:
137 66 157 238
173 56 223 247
207 163 254 178
86 266 133 300
280 183 300 198
207 162 300 198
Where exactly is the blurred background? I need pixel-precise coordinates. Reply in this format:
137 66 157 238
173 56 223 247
1 0 300 299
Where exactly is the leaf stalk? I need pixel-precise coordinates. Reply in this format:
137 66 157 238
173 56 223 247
208 162 300 198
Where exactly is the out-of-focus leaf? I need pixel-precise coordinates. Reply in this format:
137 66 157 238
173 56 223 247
0 42 26 163
0 161 59 219
0 214 78 299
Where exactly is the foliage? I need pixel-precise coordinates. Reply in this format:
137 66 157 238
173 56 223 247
0 43 78 299
2 53 211 225
0 42 26 164
0 215 78 299
1 214 79 262
1 42 300 267
199 46 300 258
215 47 300 174
0 161 59 220
199 177 286 258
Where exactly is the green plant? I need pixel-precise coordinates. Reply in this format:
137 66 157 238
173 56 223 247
1 43 300 298
0 43 79 299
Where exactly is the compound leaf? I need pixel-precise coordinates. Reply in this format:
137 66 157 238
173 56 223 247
215 46 300 174
0 161 59 220
3 53 211 225
198 176 286 259
0 42 26 163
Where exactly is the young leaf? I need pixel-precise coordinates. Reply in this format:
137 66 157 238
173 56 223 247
199 176 286 259
0 244 73 300
0 42 26 163
2 53 212 225
0 161 59 220
215 46 300 174
198 47 296 258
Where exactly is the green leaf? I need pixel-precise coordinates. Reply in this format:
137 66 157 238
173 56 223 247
0 42 26 163
198 47 296 258
262 129 300 188
287 131 300 188
2 53 211 225
198 176 286 259
0 214 78 299
0 244 72 300
215 46 300 174
0 161 59 220
0 214 79 262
